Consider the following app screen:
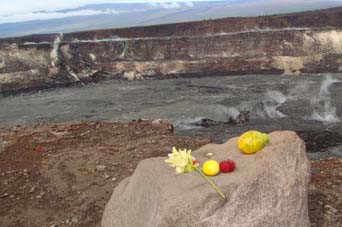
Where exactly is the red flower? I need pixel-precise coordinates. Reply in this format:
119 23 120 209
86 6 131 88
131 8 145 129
34 146 42 152
192 160 199 165
220 160 235 173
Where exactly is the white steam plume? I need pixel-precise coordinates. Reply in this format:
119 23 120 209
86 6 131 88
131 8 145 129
307 75 340 123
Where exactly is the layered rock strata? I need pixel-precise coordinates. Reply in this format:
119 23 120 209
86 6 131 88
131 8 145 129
1 7 342 94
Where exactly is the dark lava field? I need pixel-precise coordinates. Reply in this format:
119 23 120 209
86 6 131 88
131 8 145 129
0 74 342 158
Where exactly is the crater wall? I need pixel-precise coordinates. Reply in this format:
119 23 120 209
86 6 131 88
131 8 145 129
1 7 342 94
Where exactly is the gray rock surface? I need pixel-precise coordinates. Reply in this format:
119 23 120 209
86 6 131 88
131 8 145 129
102 131 311 227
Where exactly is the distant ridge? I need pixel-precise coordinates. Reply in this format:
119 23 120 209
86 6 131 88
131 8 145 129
1 6 342 44
0 0 341 38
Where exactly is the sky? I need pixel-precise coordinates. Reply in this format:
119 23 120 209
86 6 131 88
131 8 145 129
0 0 228 24
0 0 223 15
0 0 235 24
0 0 341 24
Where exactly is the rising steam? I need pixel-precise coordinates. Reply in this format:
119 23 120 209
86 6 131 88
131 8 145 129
50 33 63 67
307 75 340 123
255 90 287 119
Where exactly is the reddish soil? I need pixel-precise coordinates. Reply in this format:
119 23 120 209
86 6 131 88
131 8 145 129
0 121 340 227
0 121 210 227
309 158 342 227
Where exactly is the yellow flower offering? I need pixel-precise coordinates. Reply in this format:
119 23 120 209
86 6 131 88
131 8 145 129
165 147 199 174
237 130 269 154
165 147 225 199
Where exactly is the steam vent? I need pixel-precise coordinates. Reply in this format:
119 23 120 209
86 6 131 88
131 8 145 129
1 7 342 94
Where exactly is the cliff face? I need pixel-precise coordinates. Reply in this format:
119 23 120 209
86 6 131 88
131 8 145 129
1 7 342 94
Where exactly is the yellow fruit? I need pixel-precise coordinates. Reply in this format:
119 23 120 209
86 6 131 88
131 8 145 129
202 160 220 176
237 130 269 154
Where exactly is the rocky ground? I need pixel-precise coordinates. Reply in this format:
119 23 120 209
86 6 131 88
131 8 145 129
0 120 341 227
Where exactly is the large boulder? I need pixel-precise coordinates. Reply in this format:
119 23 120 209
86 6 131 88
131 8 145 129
102 131 311 227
